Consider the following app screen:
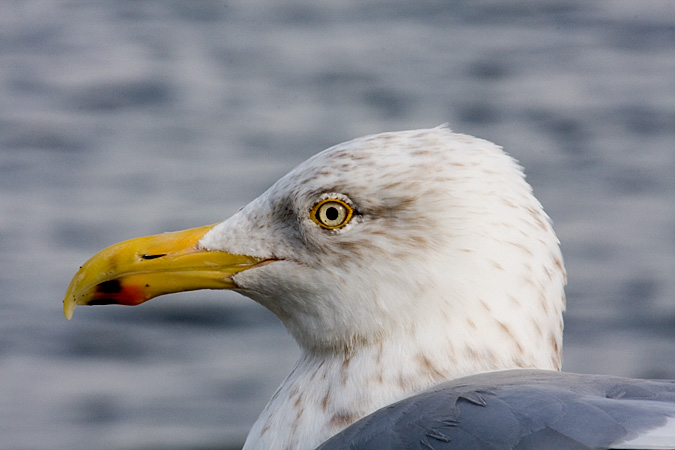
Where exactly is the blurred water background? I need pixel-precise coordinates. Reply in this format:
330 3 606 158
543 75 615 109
2 1 675 449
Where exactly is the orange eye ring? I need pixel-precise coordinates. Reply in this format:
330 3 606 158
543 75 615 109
310 198 353 229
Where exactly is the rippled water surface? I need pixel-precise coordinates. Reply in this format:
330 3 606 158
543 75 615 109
2 1 675 449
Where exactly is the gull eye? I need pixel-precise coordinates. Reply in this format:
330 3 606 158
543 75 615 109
310 199 353 229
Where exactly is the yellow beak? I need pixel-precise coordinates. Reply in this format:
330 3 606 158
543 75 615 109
63 224 264 320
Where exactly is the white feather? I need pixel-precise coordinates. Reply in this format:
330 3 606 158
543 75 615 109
199 128 566 450
616 416 675 449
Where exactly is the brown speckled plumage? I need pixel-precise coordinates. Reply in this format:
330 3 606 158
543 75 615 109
197 127 566 450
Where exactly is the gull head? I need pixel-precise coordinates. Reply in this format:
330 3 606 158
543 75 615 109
64 127 566 448
65 127 565 365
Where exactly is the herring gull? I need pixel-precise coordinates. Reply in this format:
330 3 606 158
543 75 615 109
63 127 675 449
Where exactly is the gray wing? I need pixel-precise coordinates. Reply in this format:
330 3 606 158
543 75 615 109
317 370 675 450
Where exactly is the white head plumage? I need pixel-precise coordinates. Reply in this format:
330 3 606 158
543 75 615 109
64 127 565 449
196 127 566 449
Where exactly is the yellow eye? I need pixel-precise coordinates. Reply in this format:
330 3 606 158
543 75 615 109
310 199 353 229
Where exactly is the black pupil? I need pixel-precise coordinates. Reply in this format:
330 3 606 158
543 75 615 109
325 206 339 221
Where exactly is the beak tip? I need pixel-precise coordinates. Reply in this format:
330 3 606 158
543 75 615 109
64 298 75 320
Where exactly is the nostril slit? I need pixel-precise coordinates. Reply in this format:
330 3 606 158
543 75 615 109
141 254 166 260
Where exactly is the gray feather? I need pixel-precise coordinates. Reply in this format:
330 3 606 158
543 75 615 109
317 370 675 450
